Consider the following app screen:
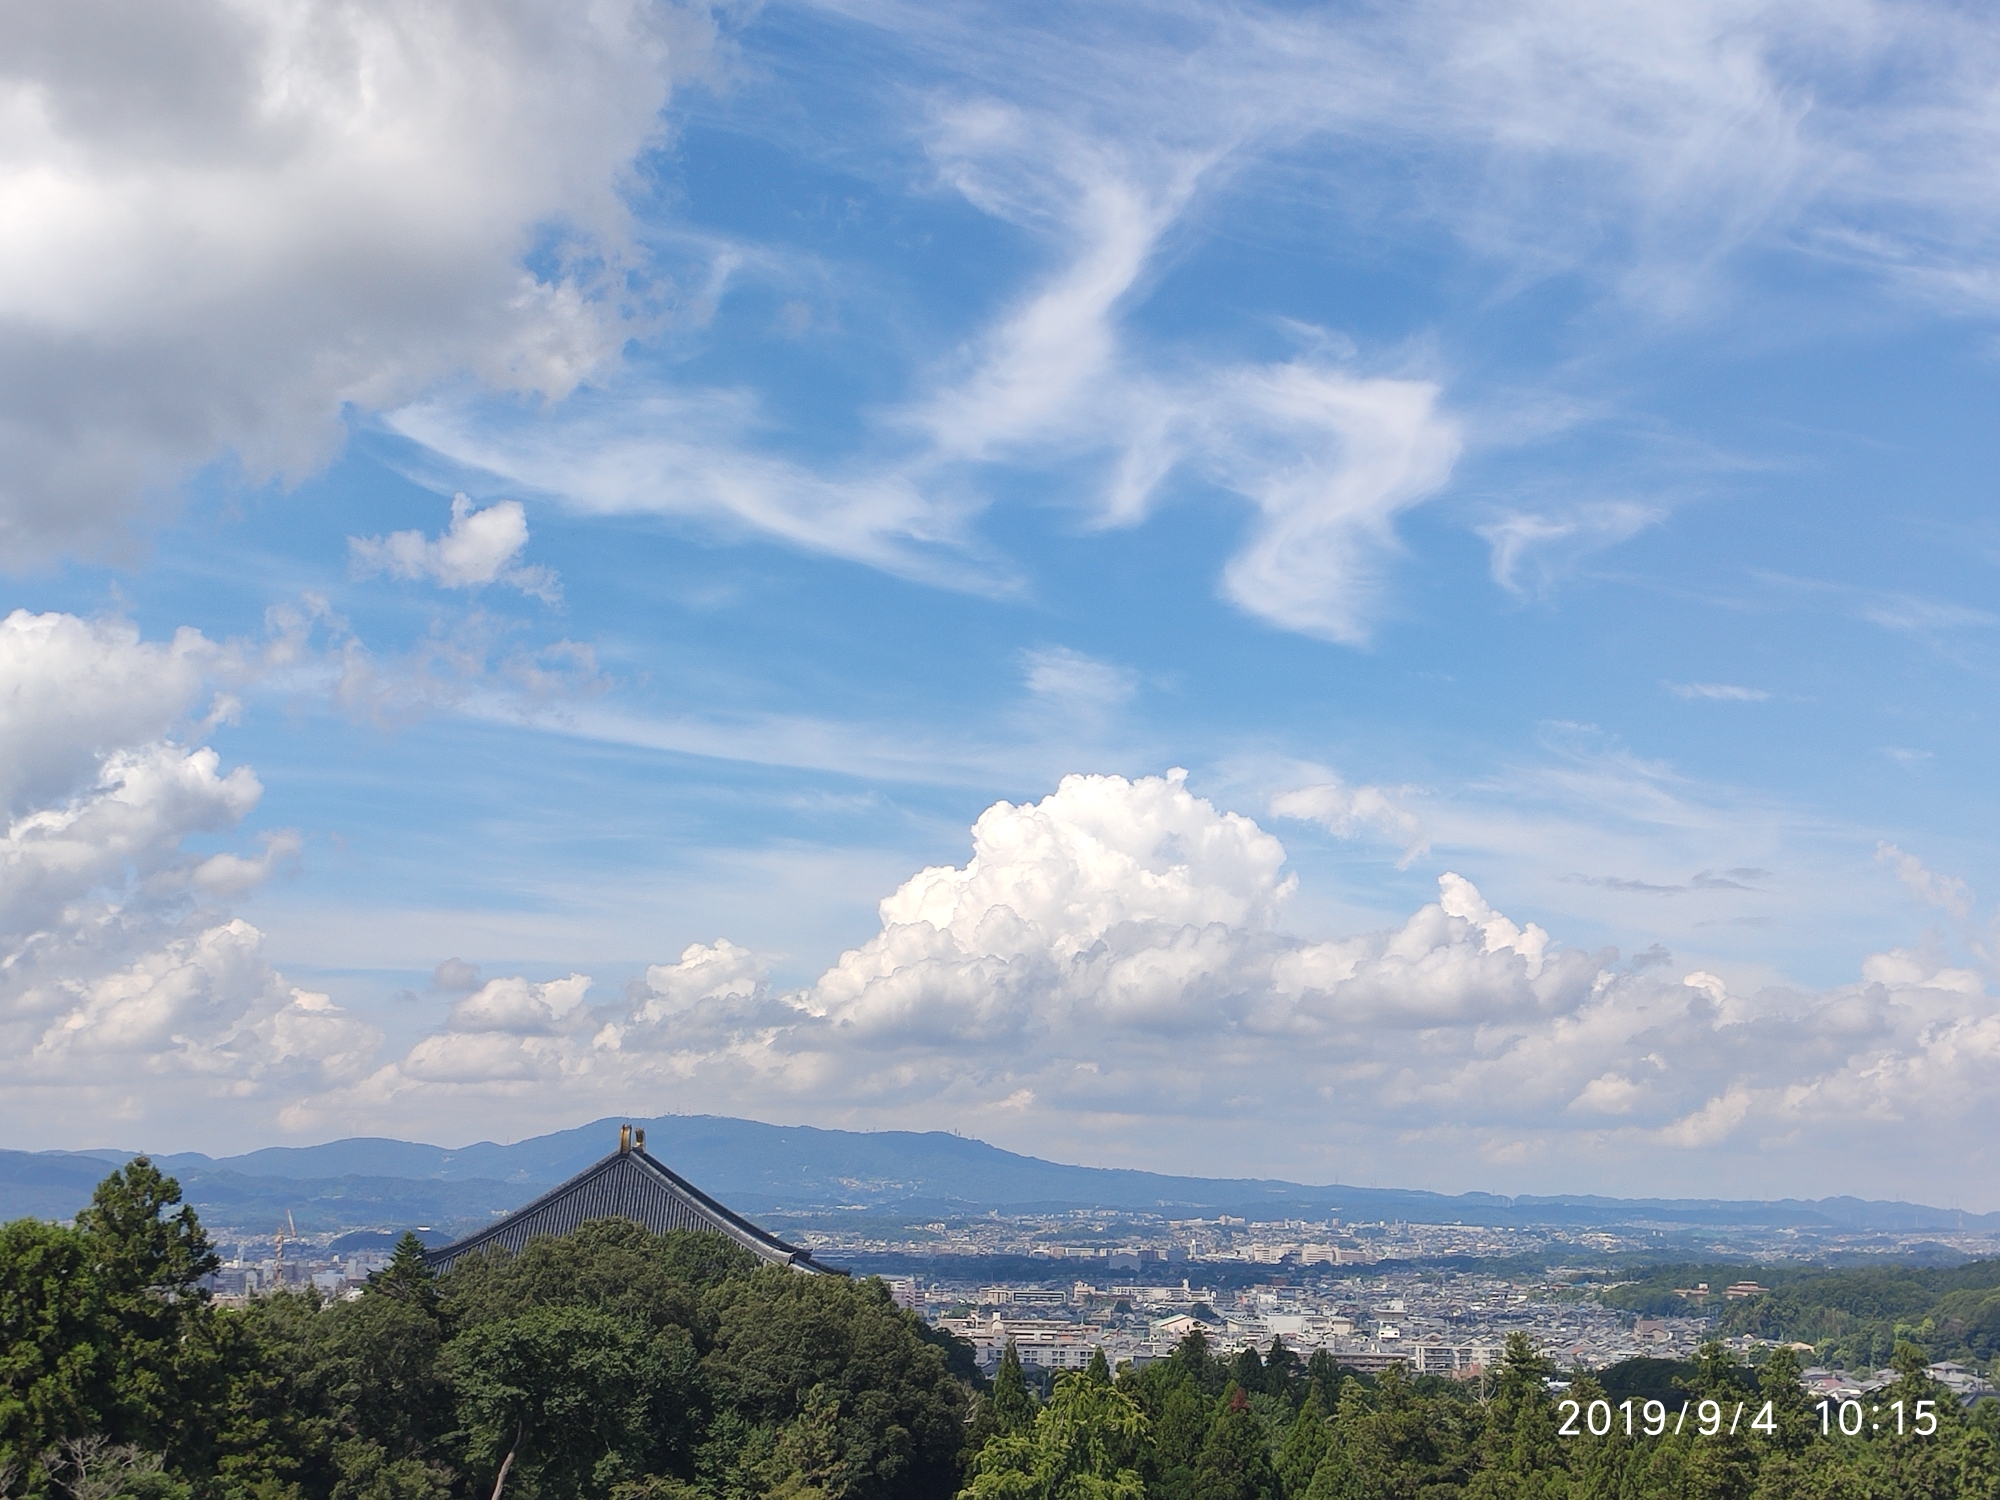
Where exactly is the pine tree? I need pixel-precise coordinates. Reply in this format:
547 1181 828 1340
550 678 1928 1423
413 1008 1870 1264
1303 1352 1342 1409
1467 1333 1567 1500
991 1342 1036 1437
72 1159 221 1463
1263 1338 1300 1403
1230 1346 1266 1398
1168 1327 1226 1398
1086 1348 1112 1385
371 1231 442 1317
1275 1384 1330 1498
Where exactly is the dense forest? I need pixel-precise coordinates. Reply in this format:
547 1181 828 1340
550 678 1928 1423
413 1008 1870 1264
1594 1260 2000 1370
4 1163 2000 1500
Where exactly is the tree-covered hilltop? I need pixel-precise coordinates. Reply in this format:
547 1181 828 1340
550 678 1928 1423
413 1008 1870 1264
5 1163 2000 1500
1709 1261 2000 1370
0 1160 974 1500
1592 1259 2000 1369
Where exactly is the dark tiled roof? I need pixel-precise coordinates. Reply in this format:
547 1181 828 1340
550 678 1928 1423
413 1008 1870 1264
426 1145 843 1275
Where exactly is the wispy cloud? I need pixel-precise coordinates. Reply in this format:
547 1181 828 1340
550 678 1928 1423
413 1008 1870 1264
1270 775 1431 867
386 390 1015 594
1022 646 1137 712
1564 867 1771 895
1666 681 1771 702
1751 571 2000 643
1876 840 1971 918
1479 501 1664 597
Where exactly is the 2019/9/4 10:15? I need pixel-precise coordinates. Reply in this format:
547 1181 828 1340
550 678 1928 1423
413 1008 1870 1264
1557 1397 1941 1439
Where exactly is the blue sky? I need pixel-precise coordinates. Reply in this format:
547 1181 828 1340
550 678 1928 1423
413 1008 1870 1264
4 0 1999 1205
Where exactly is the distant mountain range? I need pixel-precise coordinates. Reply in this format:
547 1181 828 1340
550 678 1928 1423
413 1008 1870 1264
6 1113 1995 1241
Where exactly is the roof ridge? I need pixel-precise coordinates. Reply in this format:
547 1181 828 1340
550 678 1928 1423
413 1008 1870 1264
426 1142 844 1275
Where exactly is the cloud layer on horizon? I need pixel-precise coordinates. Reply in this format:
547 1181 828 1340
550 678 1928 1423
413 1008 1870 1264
4 613 1991 1206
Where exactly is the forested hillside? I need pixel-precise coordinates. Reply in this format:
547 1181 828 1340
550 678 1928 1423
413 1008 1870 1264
1595 1260 2000 1369
0 1161 971 1500
4 1162 1999 1500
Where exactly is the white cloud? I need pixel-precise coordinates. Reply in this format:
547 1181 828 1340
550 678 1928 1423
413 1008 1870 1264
447 973 592 1035
0 610 374 1134
0 0 711 563
1270 776 1431 867
1875 840 1972 918
386 389 1005 593
1024 648 1136 716
390 86 1462 643
1478 501 1664 598
292 769 2000 1202
0 609 222 812
1666 681 1771 702
847 0 2000 321
1205 365 1461 644
351 494 559 601
375 0 2000 648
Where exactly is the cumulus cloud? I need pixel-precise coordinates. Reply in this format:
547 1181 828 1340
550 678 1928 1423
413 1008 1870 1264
0 0 711 563
1270 776 1430 867
0 609 223 812
295 769 2000 1201
351 494 559 601
0 610 374 1135
4 642 1985 1200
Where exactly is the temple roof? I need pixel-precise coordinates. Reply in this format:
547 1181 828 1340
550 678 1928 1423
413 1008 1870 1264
426 1130 843 1275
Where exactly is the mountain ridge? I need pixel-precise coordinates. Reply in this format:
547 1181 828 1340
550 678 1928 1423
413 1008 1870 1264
9 1114 1996 1234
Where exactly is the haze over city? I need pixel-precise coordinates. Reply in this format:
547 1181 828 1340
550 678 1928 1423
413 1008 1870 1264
4 0 1998 1209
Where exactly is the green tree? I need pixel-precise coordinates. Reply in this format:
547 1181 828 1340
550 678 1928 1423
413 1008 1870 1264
1228 1349 1265 1399
1754 1345 1816 1458
440 1304 662 1500
368 1236 439 1321
1301 1354 1340 1408
0 1220 102 1469
960 1371 1147 1500
762 1383 851 1500
1262 1340 1299 1405
699 1268 970 1500
1467 1334 1567 1500
440 1219 722 1341
1274 1384 1329 1498
72 1159 221 1464
1190 1385 1281 1500
1166 1330 1226 1399
200 1289 334 1500
989 1346 1036 1438
1305 1363 1471 1500
36 1434 193 1500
